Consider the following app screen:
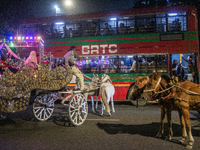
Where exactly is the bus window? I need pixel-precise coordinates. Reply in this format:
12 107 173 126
53 22 65 38
80 57 99 74
109 56 118 73
137 15 156 33
100 19 116 36
139 55 156 73
168 12 187 32
126 18 135 34
157 55 168 72
119 55 135 73
83 20 99 37
100 56 109 73
65 22 82 38
156 13 166 32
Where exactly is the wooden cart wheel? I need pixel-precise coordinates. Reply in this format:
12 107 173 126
68 93 88 126
33 94 55 121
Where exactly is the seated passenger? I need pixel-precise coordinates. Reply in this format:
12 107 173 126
103 23 110 36
91 22 98 36
129 57 137 73
25 51 38 75
118 23 126 35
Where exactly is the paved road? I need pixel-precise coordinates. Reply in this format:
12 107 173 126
0 103 200 150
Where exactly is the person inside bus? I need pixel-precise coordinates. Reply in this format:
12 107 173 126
119 23 126 35
68 28 73 38
110 61 117 73
129 57 136 73
74 24 82 37
182 54 195 66
171 59 184 82
91 22 98 36
103 23 110 36
62 46 86 91
120 60 126 73
184 61 195 82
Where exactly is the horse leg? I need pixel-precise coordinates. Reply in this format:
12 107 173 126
101 103 104 116
95 96 98 110
182 109 194 149
166 108 173 140
178 111 187 144
107 97 111 116
156 106 165 138
111 96 115 113
91 96 95 113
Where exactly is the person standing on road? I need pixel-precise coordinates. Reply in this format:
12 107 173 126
62 46 86 91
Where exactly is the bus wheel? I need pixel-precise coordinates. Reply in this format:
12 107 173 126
128 86 146 106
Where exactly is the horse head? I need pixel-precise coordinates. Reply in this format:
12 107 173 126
92 74 100 83
141 73 171 102
101 74 112 84
130 76 149 100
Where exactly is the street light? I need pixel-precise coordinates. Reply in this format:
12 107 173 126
65 0 72 6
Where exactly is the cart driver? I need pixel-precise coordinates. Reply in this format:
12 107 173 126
62 46 86 91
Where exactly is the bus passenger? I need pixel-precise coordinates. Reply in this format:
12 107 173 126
103 23 110 36
184 62 195 82
120 61 126 73
119 23 126 35
129 57 136 73
91 22 98 36
62 46 86 91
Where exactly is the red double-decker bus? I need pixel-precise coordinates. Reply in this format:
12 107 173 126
14 5 199 104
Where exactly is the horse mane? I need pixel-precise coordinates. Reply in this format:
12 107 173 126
161 74 171 83
149 73 170 83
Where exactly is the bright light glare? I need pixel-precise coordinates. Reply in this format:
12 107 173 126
168 13 177 16
55 5 58 9
66 0 72 5
110 18 116 20
18 37 21 40
55 22 64 25
37 37 41 40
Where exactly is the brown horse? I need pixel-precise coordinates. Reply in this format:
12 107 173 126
142 73 200 149
130 76 175 140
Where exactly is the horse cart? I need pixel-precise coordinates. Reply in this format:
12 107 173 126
0 58 88 126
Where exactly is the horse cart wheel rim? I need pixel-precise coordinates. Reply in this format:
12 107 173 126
33 94 55 121
68 93 88 126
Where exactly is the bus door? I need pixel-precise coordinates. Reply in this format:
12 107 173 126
171 53 198 83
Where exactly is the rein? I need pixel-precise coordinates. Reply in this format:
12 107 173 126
143 77 162 93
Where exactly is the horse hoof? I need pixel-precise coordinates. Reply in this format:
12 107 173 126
92 110 95 113
186 145 193 149
155 134 162 138
179 139 185 144
165 137 172 141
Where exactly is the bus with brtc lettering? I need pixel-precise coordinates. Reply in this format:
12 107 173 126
14 5 199 105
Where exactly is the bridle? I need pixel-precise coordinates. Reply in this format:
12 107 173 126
143 77 162 94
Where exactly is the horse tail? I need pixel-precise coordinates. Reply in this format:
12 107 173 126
100 86 110 113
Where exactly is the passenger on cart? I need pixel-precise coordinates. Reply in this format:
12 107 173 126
62 46 86 91
25 51 38 75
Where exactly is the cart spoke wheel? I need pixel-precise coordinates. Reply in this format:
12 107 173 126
33 94 55 121
68 93 88 126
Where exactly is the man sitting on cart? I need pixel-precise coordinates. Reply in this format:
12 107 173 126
62 46 86 91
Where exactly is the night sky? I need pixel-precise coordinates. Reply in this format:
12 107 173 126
20 0 135 17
